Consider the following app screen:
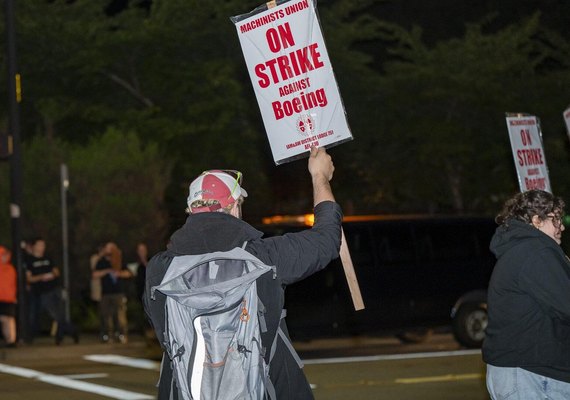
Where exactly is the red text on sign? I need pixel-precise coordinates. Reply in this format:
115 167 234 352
266 23 295 53
272 88 328 120
278 77 311 97
525 177 546 190
255 43 324 88
239 10 285 34
285 130 333 150
517 148 544 166
520 129 532 146
509 119 536 126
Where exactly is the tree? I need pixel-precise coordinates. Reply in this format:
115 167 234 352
0 136 69 249
0 128 171 298
263 0 388 215
349 14 570 214
7 0 277 221
2 0 568 228
68 128 171 267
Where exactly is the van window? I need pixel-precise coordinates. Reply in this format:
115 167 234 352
413 222 480 262
342 224 374 267
370 223 414 264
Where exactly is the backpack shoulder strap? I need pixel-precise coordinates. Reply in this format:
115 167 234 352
265 309 303 400
269 309 304 368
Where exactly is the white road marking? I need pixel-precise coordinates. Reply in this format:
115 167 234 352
79 350 483 391
84 353 326 393
302 349 481 365
60 373 109 379
395 373 482 384
0 363 153 399
84 354 160 370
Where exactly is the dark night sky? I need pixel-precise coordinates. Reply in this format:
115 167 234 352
374 0 569 43
106 0 569 38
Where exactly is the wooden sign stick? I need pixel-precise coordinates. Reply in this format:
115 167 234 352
339 227 365 311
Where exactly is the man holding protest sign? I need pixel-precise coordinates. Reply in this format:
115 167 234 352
232 0 364 310
144 147 342 399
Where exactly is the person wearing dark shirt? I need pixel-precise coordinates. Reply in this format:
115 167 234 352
25 238 79 345
144 147 341 399
483 190 570 399
92 242 132 343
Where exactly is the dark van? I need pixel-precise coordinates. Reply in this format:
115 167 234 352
257 214 497 348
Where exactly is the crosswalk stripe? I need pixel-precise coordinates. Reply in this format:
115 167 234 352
0 363 153 400
60 373 109 379
84 354 161 370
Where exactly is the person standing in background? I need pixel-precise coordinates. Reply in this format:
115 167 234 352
93 242 132 343
25 238 79 345
0 246 17 347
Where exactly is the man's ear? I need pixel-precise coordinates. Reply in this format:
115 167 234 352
230 201 241 219
531 215 542 228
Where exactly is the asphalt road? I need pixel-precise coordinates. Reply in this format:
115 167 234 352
0 332 490 400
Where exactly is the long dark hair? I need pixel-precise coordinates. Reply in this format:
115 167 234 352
496 190 565 226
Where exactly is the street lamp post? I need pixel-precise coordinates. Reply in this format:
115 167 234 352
4 0 27 342
60 164 70 322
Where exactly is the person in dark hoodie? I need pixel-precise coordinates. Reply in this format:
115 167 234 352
483 189 570 399
144 147 341 400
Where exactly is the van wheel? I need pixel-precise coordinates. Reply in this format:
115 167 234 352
452 303 487 348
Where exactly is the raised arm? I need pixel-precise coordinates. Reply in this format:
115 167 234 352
308 146 335 206
248 147 342 285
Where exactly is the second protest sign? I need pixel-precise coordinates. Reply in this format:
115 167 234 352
505 114 551 193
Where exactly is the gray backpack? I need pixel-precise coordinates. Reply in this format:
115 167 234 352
151 246 278 400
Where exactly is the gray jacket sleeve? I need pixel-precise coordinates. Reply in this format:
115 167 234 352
247 200 343 285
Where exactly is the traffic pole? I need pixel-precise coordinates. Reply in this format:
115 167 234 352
60 164 70 322
5 0 27 343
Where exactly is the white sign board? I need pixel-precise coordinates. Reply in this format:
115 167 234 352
564 106 570 141
232 0 352 164
505 115 551 193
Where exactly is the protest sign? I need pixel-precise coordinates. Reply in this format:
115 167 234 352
505 114 551 193
232 0 363 311
231 0 352 165
563 107 570 139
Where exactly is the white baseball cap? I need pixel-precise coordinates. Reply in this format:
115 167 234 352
187 170 247 213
